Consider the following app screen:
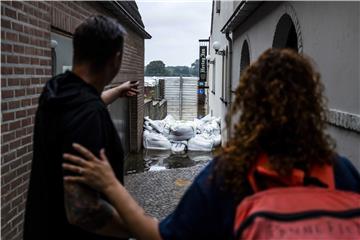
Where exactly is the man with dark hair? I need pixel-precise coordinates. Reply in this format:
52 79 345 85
24 16 136 239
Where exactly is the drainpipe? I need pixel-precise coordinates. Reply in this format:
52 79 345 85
225 32 233 141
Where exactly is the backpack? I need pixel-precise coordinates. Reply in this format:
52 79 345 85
234 154 360 239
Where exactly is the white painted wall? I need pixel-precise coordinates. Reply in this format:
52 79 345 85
208 1 235 142
228 1 360 168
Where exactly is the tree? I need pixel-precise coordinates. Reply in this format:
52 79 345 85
172 66 190 76
145 60 168 76
145 60 200 77
190 59 199 77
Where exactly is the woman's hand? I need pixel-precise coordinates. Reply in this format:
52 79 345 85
64 144 162 240
63 143 118 194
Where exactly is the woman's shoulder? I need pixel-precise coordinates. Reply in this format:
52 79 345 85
192 158 224 191
193 158 252 200
333 155 360 193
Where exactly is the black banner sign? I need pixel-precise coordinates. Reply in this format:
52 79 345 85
199 46 207 82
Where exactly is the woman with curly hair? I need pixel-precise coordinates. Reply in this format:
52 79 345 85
62 48 360 239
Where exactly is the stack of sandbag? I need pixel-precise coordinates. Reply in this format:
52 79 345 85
187 114 221 151
143 114 221 152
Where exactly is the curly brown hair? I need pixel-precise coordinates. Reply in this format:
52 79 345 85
215 48 335 198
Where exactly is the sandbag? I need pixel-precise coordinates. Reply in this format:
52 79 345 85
149 165 167 171
144 116 165 133
143 130 171 150
163 114 176 125
199 114 213 124
212 134 222 147
168 124 195 141
187 135 214 151
171 141 187 154
144 115 221 152
143 124 153 132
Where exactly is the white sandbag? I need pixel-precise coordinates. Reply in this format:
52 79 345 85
193 118 205 134
143 124 153 132
168 124 195 141
149 165 167 171
171 141 187 154
215 117 221 125
150 120 164 133
163 114 176 125
144 117 165 133
200 114 213 124
211 119 220 130
187 135 213 151
212 134 222 147
144 114 221 152
209 120 221 135
143 131 171 150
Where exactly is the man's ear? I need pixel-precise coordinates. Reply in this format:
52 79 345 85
114 51 122 68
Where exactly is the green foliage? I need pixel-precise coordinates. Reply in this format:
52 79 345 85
190 59 199 77
145 60 168 76
145 59 200 77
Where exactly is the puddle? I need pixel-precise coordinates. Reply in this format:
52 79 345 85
124 148 214 174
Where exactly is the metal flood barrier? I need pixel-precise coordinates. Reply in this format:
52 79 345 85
164 77 198 121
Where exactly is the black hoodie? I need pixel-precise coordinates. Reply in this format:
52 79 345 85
24 71 124 240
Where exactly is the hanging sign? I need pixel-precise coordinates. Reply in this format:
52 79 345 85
199 46 207 82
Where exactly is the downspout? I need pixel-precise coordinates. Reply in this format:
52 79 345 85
225 32 233 141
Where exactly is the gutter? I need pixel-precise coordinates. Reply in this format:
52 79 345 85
225 32 233 141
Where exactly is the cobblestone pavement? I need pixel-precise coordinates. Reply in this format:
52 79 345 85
124 163 208 220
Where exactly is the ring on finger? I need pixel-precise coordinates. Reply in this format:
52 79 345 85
78 168 83 175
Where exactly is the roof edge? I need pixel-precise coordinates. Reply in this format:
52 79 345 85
98 1 152 39
113 1 151 39
221 1 262 33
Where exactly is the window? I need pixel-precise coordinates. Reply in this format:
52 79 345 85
51 31 73 75
273 14 298 51
216 0 221 13
51 48 57 76
211 60 216 94
221 48 226 101
240 40 250 77
221 47 229 104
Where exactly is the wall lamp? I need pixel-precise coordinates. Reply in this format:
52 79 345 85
51 40 58 48
206 55 215 64
212 41 225 56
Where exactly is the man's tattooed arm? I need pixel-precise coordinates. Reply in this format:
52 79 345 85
64 181 130 238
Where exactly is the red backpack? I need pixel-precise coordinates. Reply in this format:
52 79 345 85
234 155 360 239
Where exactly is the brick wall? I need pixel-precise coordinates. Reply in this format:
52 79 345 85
1 1 145 239
115 27 145 152
1 2 52 239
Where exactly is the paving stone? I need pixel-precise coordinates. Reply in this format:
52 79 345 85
124 163 208 220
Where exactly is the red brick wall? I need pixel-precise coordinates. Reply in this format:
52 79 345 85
1 2 52 239
1 1 145 239
122 29 144 152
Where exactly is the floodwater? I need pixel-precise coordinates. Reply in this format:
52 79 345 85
124 149 214 174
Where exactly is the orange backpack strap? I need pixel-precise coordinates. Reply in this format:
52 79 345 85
248 154 335 192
